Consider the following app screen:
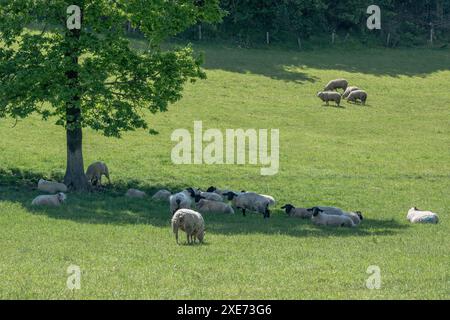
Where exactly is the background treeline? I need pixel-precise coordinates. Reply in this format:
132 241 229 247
173 0 450 48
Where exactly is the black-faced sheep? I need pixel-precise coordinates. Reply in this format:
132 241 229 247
407 207 439 224
32 192 67 206
347 90 368 105
169 190 193 215
324 79 348 91
223 191 271 219
37 179 68 193
281 204 312 218
317 91 342 107
85 161 110 186
310 207 355 227
171 209 205 245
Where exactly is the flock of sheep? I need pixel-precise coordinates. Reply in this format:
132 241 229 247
317 79 367 107
31 162 441 245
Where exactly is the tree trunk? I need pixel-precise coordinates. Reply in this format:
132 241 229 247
63 2 89 191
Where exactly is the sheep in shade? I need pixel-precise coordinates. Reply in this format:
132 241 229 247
196 199 234 215
152 189 172 202
310 207 355 227
37 179 68 193
85 161 110 186
223 191 271 219
281 204 312 218
125 188 146 198
32 192 67 206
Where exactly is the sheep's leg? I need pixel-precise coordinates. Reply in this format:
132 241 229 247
175 230 179 244
187 234 190 245
242 208 246 217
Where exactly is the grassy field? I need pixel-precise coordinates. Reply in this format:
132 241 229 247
0 43 449 299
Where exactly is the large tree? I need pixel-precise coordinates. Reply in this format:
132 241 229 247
0 0 222 190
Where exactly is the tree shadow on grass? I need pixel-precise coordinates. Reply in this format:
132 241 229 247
199 44 450 82
0 168 409 238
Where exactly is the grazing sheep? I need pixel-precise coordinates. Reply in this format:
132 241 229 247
85 161 110 186
196 199 234 215
342 86 359 99
324 79 348 91
407 207 439 224
310 207 355 227
223 191 271 219
347 90 368 105
281 204 312 218
169 190 193 215
171 209 205 245
125 188 146 198
317 91 342 107
37 179 68 193
151 189 172 202
32 192 67 206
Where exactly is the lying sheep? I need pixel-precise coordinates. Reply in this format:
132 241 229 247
152 189 172 202
37 179 68 193
317 91 341 107
187 187 223 202
32 192 67 206
206 186 235 200
347 90 367 105
342 86 359 99
85 161 110 186
310 207 355 227
324 79 348 91
125 188 146 198
171 209 205 245
223 191 271 219
307 206 363 225
281 204 312 219
169 190 193 215
407 207 439 224
196 199 234 215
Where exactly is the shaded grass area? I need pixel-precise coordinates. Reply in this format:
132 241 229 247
0 44 449 299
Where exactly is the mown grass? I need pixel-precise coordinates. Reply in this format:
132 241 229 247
0 42 449 299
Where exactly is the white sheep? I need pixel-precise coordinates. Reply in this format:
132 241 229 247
307 206 363 225
186 187 223 202
169 190 193 215
317 91 342 107
85 161 110 186
196 199 234 215
346 211 364 226
125 188 146 198
347 90 368 105
407 207 439 224
324 79 348 91
32 192 67 206
310 207 355 227
151 189 172 202
342 86 359 99
37 179 68 193
171 209 205 244
223 191 271 218
281 204 312 218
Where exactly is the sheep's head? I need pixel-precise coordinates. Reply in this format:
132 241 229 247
281 204 295 215
57 193 67 203
310 207 323 217
197 229 205 243
206 186 216 193
355 211 363 220
316 91 322 98
186 187 197 197
222 191 238 201
194 194 206 203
